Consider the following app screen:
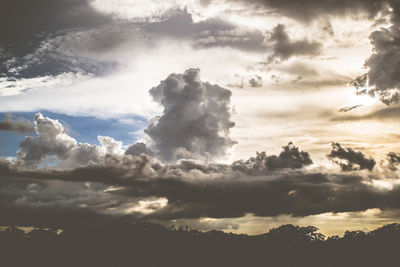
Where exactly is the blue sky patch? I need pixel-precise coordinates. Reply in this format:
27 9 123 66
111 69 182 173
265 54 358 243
0 111 148 158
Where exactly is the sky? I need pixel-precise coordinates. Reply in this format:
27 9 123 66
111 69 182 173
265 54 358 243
1 0 400 236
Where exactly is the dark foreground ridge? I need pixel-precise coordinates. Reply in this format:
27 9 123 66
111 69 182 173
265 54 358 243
1 222 400 267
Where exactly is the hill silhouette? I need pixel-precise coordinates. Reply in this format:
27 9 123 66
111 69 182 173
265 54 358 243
0 222 399 266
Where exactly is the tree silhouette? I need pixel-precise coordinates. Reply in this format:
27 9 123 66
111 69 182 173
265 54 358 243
0 222 399 266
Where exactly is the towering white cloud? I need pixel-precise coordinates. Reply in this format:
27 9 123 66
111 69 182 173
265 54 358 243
98 135 124 155
16 113 121 169
145 68 236 161
17 113 77 167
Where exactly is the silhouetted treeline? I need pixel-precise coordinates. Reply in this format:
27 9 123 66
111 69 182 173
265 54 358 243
1 222 400 267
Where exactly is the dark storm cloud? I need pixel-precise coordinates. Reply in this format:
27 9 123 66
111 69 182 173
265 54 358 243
0 3 268 82
0 135 399 226
352 1 400 105
0 113 33 133
1 150 400 224
145 68 236 161
0 174 127 228
328 143 376 171
145 171 397 220
226 0 387 22
0 0 118 79
0 0 110 47
267 24 322 62
232 142 313 175
387 152 400 171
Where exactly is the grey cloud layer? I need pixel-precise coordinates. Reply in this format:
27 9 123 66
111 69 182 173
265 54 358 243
145 10 267 52
267 24 322 61
0 113 33 133
0 0 114 79
226 0 387 22
1 108 399 227
1 146 400 226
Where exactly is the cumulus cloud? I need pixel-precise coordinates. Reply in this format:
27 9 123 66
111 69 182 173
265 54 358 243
353 1 400 105
145 68 236 161
57 143 102 169
15 113 126 169
125 142 155 157
0 113 33 133
328 143 376 171
2 127 400 228
232 142 313 175
98 135 123 155
266 24 322 62
17 113 77 167
387 152 400 171
249 75 263 88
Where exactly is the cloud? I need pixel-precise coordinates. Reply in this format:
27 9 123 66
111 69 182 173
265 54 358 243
328 143 376 171
265 60 352 90
225 0 387 22
0 0 114 78
144 9 267 52
353 1 400 105
17 113 78 167
249 75 263 88
267 24 322 62
98 135 123 155
0 113 33 133
0 4 266 85
338 105 363 113
125 142 155 157
0 0 110 48
1 130 400 227
387 152 400 171
1 151 400 224
145 68 236 161
15 113 127 169
0 175 123 228
232 142 313 175
332 105 400 121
